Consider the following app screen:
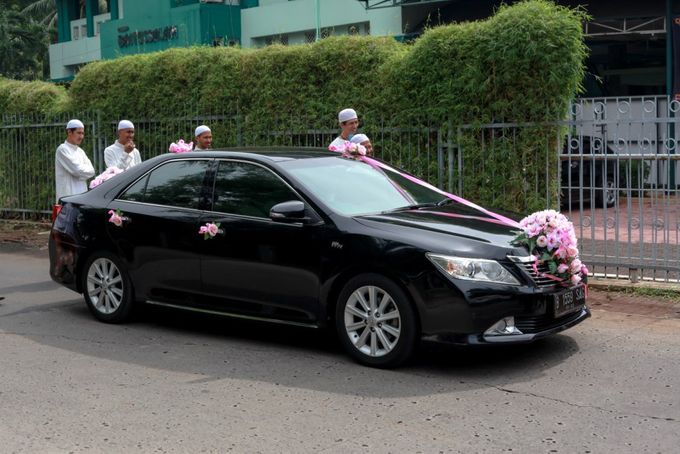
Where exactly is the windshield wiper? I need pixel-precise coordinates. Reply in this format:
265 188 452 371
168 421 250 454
388 202 438 213
436 198 455 207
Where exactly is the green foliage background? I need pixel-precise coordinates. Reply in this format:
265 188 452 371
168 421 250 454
0 0 587 214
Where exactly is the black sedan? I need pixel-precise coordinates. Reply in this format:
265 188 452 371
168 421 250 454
49 148 589 368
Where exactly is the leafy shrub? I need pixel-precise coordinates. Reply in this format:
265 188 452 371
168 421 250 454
0 0 587 213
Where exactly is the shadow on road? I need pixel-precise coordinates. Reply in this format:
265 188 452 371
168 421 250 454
1 293 583 398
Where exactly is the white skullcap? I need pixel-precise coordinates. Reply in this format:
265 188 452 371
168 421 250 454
350 134 370 144
338 108 357 123
118 119 134 130
66 119 84 129
195 125 211 137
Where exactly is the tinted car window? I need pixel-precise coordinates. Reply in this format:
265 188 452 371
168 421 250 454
119 160 210 209
119 175 147 202
213 161 299 217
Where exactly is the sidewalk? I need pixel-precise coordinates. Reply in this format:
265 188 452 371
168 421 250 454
586 283 679 318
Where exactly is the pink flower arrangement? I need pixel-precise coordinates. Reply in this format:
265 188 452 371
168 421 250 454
513 209 588 286
90 167 123 189
108 209 127 227
198 222 221 240
328 141 366 156
169 139 193 153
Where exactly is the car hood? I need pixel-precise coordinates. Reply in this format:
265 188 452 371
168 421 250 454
354 206 527 257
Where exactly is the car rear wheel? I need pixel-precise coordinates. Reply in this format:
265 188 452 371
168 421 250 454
335 274 417 368
82 251 134 323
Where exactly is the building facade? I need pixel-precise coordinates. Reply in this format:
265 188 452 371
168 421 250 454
48 0 402 81
49 0 241 80
49 0 680 98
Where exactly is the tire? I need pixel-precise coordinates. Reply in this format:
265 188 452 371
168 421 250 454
335 273 418 368
81 251 135 323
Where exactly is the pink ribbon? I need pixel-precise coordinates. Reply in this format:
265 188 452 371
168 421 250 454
359 156 520 229
532 257 565 284
415 210 511 226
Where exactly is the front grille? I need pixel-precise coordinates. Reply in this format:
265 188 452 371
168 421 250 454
515 310 583 333
509 256 567 289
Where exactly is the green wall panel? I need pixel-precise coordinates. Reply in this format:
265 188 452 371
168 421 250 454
100 1 240 59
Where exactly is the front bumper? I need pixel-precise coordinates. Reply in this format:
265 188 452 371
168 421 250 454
424 306 591 345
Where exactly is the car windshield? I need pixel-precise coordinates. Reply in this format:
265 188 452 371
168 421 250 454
281 156 443 216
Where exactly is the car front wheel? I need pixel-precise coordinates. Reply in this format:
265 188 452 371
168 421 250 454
82 251 134 323
335 274 417 368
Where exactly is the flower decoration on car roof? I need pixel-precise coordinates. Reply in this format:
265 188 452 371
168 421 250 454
328 140 366 157
90 167 123 189
169 139 193 153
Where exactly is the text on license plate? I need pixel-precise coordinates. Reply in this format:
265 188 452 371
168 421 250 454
553 285 586 318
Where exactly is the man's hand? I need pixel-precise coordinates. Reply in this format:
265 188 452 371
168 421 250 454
124 141 135 153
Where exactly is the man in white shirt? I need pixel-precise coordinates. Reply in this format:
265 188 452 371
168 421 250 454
104 120 142 170
329 108 359 149
55 119 95 202
194 125 213 150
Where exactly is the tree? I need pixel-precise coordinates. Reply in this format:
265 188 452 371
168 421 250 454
0 5 49 79
21 0 109 28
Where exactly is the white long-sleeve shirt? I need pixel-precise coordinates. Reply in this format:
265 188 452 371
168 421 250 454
104 141 142 171
55 141 95 202
329 136 351 149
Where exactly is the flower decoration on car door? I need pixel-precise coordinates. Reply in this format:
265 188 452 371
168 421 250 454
107 209 129 227
199 222 222 240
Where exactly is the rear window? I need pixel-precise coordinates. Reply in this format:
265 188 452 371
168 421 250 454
119 160 211 210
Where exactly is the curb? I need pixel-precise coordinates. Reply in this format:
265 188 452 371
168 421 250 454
588 278 680 293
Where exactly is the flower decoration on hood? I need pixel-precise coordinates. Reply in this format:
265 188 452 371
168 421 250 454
512 209 588 286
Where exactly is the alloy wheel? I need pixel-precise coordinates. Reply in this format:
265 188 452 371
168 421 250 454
343 285 402 357
86 257 124 315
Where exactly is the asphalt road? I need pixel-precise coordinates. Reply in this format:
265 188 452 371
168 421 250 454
1 247 678 453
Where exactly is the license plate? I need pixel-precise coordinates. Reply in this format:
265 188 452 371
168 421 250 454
553 285 586 318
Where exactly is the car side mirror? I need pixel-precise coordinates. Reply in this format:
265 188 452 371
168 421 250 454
270 200 309 224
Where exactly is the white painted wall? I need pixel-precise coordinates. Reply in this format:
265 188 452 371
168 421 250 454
241 0 402 47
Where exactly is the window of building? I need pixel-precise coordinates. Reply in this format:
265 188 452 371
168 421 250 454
72 26 79 40
264 34 288 46
305 30 316 43
585 37 666 97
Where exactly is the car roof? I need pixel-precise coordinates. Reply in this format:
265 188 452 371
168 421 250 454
171 147 334 162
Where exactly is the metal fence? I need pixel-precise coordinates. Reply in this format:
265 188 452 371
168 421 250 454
559 96 680 283
0 111 448 215
1 98 679 283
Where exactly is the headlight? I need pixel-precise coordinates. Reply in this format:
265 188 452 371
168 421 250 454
426 253 521 286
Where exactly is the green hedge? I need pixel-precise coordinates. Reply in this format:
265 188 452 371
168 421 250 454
0 0 587 213
0 78 69 115
381 1 587 123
